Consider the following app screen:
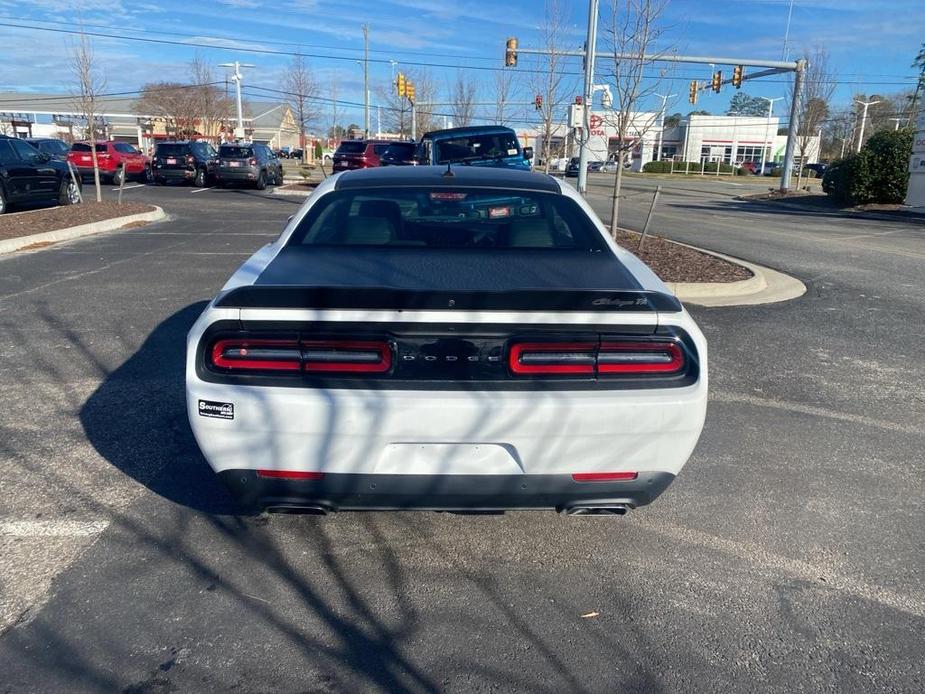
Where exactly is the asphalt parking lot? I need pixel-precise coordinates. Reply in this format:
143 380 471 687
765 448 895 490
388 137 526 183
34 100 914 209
0 178 923 692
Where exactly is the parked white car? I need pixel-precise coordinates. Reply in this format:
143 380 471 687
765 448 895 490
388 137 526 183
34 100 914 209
186 166 707 515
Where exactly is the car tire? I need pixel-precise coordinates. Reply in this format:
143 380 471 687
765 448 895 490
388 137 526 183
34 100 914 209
0 187 6 215
194 169 206 188
143 167 154 184
112 167 125 187
58 178 81 206
255 172 267 191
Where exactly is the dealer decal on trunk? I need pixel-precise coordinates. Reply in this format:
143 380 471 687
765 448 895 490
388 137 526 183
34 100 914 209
198 400 234 420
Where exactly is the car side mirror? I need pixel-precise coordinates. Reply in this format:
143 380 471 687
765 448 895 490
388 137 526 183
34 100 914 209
523 147 533 160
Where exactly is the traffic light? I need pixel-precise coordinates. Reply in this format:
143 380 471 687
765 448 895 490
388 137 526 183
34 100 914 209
689 80 698 104
406 82 416 102
534 94 543 110
711 70 722 93
732 65 744 89
505 37 518 67
396 72 406 97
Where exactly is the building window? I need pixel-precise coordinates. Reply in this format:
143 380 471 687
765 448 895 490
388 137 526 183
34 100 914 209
735 145 764 163
659 145 677 160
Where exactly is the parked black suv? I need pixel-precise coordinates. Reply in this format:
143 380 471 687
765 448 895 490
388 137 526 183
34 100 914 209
0 135 81 215
24 138 71 162
215 143 283 190
151 141 217 186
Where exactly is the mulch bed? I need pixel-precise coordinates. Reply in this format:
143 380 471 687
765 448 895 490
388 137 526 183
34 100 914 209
0 202 155 242
612 229 752 283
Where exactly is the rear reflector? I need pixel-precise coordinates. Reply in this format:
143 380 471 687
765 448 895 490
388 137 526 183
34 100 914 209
572 472 639 482
256 469 324 480
509 339 684 377
210 338 392 374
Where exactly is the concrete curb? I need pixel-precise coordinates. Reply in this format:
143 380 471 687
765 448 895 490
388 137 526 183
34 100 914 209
0 206 166 255
667 242 806 307
273 186 313 197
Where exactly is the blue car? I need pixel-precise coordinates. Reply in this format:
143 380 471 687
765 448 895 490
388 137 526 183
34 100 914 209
417 126 532 171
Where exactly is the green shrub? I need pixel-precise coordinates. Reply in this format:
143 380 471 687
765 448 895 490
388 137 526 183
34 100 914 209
769 167 783 178
821 128 912 205
736 167 751 176
314 142 323 160
641 160 705 174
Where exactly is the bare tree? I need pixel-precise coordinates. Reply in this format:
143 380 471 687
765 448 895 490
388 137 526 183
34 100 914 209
380 69 439 138
330 75 340 147
71 28 106 202
412 69 440 137
601 0 670 235
190 55 231 141
450 72 478 127
135 82 200 139
378 81 411 136
529 0 576 173
791 46 835 187
283 54 318 163
493 68 516 126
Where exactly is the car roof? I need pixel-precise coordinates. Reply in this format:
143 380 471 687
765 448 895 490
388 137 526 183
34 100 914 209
334 165 560 193
422 125 515 139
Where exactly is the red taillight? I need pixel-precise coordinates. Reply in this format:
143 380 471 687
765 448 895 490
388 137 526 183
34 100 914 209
211 338 302 371
508 340 683 377
572 472 638 482
256 469 324 480
209 338 392 374
509 342 596 375
597 341 684 374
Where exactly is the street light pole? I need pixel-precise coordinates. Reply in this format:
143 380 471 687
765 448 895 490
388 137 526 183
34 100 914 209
758 96 783 175
653 92 676 162
854 98 881 152
362 24 370 138
218 60 254 138
577 0 599 195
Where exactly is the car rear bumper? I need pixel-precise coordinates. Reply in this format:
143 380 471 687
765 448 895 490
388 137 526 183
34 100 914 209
217 469 676 513
154 168 195 180
216 168 259 181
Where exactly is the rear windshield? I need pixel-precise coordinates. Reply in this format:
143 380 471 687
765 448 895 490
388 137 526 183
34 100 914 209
383 143 414 156
33 140 69 155
220 146 253 158
433 133 519 164
71 143 107 152
289 188 606 251
155 143 189 156
336 141 366 154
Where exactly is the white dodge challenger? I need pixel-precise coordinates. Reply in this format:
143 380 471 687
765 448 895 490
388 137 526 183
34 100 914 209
186 166 707 515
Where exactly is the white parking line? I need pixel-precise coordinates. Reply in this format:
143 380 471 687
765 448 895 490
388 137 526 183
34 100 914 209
109 184 144 192
190 187 212 194
0 519 109 537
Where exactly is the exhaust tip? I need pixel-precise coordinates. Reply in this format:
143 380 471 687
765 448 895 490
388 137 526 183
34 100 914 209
266 505 330 516
561 504 630 517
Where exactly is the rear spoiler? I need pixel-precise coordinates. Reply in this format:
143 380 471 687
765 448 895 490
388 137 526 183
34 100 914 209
214 286 682 312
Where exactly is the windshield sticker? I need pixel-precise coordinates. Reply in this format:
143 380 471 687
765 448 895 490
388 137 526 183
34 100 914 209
507 148 518 155
488 206 511 219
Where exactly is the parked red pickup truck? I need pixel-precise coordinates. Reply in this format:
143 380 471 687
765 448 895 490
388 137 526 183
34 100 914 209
67 141 150 185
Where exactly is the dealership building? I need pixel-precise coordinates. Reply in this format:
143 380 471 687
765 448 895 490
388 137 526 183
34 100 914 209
519 111 820 171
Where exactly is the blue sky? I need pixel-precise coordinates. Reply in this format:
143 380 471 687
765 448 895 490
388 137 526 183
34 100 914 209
0 0 920 125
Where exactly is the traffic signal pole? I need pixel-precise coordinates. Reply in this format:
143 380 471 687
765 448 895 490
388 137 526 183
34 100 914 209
576 0 599 195
779 59 805 192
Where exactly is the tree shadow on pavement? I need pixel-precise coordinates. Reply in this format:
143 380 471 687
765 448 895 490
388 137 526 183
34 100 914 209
78 301 237 515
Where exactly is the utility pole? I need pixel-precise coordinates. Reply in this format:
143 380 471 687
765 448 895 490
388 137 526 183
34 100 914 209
758 96 783 175
362 24 370 138
779 58 805 192
218 60 254 138
577 0 600 195
854 98 881 152
653 92 676 162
